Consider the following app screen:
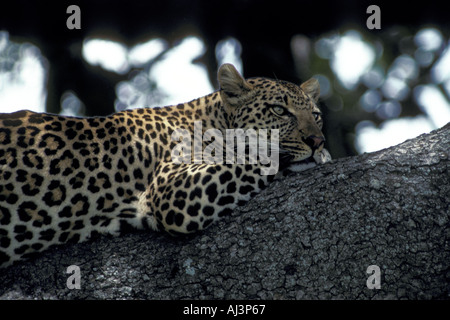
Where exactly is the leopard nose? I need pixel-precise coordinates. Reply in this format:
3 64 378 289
303 135 325 150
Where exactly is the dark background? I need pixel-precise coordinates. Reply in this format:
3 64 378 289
0 0 448 157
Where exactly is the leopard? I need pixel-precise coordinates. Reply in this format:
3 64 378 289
0 63 331 267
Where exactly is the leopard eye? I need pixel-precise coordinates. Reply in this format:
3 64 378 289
312 112 322 121
271 105 288 116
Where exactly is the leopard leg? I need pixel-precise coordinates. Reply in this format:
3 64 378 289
142 162 274 236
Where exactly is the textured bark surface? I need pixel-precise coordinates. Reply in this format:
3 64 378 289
1 123 449 300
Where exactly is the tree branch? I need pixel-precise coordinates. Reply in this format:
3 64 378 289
1 123 449 299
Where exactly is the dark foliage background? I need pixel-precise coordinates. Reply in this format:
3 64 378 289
0 0 449 158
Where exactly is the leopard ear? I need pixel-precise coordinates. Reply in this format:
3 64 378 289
300 78 320 102
218 64 253 107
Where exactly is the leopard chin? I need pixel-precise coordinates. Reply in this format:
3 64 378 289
287 148 332 173
287 156 317 173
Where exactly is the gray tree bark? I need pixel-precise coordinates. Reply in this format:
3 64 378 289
1 123 449 300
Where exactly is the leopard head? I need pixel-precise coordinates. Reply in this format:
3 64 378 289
218 63 325 165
